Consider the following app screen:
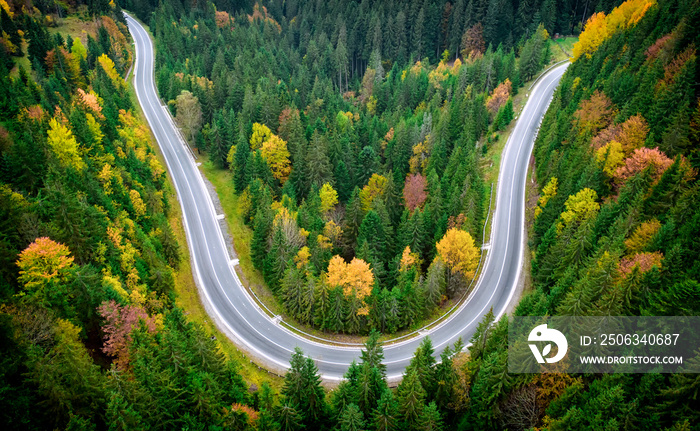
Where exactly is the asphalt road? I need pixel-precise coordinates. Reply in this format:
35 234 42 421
126 13 568 382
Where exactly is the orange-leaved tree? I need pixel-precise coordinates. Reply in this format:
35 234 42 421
486 79 512 115
574 90 616 135
614 147 673 185
619 252 663 276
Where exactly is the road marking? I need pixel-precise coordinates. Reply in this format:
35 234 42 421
126 11 569 379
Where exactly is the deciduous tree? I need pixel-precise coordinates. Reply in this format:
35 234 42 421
404 173 428 212
47 118 85 171
461 23 485 59
175 90 202 146
557 188 600 233
327 255 374 316
261 134 292 184
435 228 480 279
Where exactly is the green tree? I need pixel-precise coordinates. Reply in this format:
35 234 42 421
281 348 329 429
339 403 366 431
373 390 399 431
397 369 426 430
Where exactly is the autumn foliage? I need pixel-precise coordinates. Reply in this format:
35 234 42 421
326 256 374 314
260 134 292 183
17 237 74 292
436 228 480 279
572 0 654 61
486 79 512 114
619 251 663 276
319 183 339 213
360 173 388 211
614 147 673 184
558 188 600 232
47 118 85 171
535 177 558 218
399 246 421 272
625 219 661 254
574 90 616 134
215 10 234 29
98 300 158 369
461 23 485 59
403 173 428 211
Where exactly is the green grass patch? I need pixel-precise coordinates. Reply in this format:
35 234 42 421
198 160 286 317
125 25 282 390
47 15 98 44
552 36 578 63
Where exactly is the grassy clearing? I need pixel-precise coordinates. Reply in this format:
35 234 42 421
198 160 285 316
125 20 282 390
47 14 99 45
552 36 578 63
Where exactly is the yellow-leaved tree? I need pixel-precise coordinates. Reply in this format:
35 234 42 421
97 54 124 90
436 228 480 280
572 0 655 61
319 183 339 213
327 255 374 315
250 122 272 150
46 118 85 171
0 0 12 17
260 134 291 183
17 237 75 310
535 177 558 218
399 246 421 272
557 188 600 233
359 173 388 211
596 140 625 177
624 219 661 254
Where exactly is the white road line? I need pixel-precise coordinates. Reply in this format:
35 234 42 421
126 12 568 381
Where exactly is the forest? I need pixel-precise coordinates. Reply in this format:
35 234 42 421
142 0 561 334
0 0 698 429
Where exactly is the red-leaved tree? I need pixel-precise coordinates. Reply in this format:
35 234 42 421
403 173 428 211
98 300 157 369
619 252 663 276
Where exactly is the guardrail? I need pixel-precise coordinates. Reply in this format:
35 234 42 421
145 41 556 351
528 60 569 92
262 182 496 348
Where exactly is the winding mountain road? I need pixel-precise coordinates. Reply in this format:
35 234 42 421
126 13 568 382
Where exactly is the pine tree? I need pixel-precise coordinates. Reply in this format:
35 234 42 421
281 348 329 429
358 210 387 262
339 404 366 431
233 124 251 192
397 369 426 431
373 389 399 431
417 401 443 431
